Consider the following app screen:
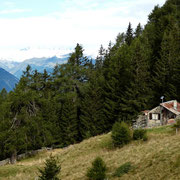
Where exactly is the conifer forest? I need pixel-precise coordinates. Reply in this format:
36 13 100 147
0 0 179 162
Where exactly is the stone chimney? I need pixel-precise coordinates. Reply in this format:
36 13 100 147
174 100 177 110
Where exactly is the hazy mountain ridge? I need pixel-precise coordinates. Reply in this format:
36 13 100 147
0 68 19 92
0 60 20 72
0 55 69 79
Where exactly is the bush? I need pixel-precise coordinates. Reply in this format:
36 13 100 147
172 118 180 134
87 157 107 180
113 162 132 177
38 155 61 180
111 122 131 147
133 129 148 141
142 133 148 141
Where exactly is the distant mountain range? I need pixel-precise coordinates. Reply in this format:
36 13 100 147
0 68 19 92
0 55 69 92
0 55 69 79
0 54 95 92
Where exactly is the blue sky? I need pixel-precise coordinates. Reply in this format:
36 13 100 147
0 0 61 18
0 0 166 61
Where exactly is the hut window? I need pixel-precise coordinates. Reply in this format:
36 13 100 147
152 113 159 120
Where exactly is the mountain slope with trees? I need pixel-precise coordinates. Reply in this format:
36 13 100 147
0 0 179 163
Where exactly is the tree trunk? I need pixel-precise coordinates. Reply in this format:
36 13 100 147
10 150 17 164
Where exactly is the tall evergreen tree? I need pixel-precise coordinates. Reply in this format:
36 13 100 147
79 72 105 138
119 38 151 121
134 23 143 38
58 98 78 146
95 45 105 70
125 22 134 46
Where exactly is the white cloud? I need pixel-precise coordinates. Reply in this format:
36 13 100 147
0 9 31 14
0 0 166 61
3 1 15 7
0 47 71 62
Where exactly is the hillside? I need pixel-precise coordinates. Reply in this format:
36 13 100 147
0 68 19 92
1 126 180 180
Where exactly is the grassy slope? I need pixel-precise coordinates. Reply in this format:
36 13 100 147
1 126 180 180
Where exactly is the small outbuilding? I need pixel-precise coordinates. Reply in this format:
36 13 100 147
133 100 180 128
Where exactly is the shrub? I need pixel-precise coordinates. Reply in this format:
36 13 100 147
133 129 148 141
113 162 132 177
111 122 131 147
87 157 107 180
142 133 148 141
172 118 180 134
38 155 61 180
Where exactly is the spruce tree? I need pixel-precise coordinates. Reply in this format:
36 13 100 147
0 88 7 103
152 21 180 104
87 157 107 180
119 38 151 121
111 122 131 147
95 45 105 70
58 98 78 146
125 22 134 46
79 73 105 138
39 155 61 180
134 23 143 38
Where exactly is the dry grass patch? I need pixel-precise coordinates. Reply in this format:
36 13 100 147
0 125 180 179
